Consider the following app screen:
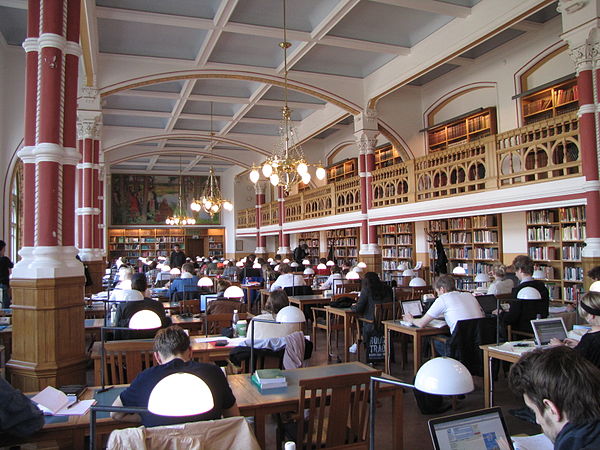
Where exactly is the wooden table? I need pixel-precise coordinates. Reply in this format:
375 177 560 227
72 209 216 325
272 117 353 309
383 320 449 376
170 314 204 333
287 294 331 310
229 361 404 449
241 284 263 313
324 306 356 362
480 343 527 408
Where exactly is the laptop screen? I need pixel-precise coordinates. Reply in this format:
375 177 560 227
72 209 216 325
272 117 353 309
475 294 498 315
429 407 513 450
531 318 567 346
402 300 423 317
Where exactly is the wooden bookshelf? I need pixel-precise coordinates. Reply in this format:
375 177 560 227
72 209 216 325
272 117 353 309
298 232 320 264
374 144 402 169
108 227 225 264
526 206 586 302
521 77 578 125
326 228 359 266
326 158 358 183
426 214 502 277
377 223 415 281
427 107 497 152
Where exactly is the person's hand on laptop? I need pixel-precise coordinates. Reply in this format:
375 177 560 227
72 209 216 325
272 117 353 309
549 337 578 348
402 313 413 324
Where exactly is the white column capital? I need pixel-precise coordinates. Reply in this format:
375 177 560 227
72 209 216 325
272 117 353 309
38 33 66 51
17 145 36 164
255 247 268 254
11 246 85 279
33 143 81 165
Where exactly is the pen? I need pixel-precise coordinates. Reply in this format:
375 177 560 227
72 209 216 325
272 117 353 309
66 387 87 409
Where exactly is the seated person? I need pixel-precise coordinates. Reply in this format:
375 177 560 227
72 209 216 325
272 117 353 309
508 346 600 448
247 290 302 339
495 255 549 333
487 262 513 296
403 274 483 356
352 272 392 348
269 263 306 292
315 258 331 276
110 266 135 300
112 326 239 427
222 261 237 280
206 279 244 315
168 263 200 300
550 291 600 368
114 273 171 339
0 377 44 437
321 266 344 292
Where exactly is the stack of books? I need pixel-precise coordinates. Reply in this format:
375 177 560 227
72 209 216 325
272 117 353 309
251 369 287 391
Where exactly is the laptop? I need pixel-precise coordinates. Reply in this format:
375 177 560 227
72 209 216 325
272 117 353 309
475 294 498 315
401 300 423 318
429 407 514 450
531 317 568 346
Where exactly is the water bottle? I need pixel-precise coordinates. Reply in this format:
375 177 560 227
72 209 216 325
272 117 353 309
110 303 118 326
232 309 239 337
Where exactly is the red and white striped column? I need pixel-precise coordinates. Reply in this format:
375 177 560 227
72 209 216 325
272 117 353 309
354 110 380 257
561 8 600 283
255 181 267 254
76 87 103 263
277 186 290 255
13 0 83 279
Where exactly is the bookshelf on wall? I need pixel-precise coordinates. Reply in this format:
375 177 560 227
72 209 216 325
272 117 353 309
526 206 586 302
426 214 502 276
326 158 358 183
377 223 415 281
374 144 402 169
108 228 224 264
427 107 497 152
520 76 578 125
298 232 320 264
326 228 359 267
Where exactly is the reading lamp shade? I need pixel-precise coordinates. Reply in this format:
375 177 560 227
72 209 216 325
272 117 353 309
517 286 542 300
223 285 244 299
532 269 546 280
304 267 315 275
357 261 367 269
128 310 162 330
326 260 335 267
409 277 427 287
275 306 306 323
414 357 474 395
317 263 327 270
148 373 214 416
590 281 600 293
283 258 290 264
170 267 181 276
197 277 213 287
290 262 299 268
402 269 415 277
302 259 311 266
474 273 490 283
346 270 360 280
452 266 466 275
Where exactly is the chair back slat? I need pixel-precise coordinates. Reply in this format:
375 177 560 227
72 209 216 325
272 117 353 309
204 312 251 336
101 340 156 384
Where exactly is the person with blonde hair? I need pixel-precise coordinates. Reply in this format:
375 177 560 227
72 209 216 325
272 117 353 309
487 262 513 296
550 291 600 368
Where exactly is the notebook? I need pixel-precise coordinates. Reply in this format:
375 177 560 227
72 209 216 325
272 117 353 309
531 317 568 346
475 294 498 315
401 300 423 318
429 407 514 450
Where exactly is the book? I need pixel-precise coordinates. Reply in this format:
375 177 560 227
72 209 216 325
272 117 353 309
254 369 286 385
31 386 95 416
250 374 287 391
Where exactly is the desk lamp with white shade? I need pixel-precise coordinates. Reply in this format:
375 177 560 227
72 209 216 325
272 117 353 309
474 272 490 290
532 269 547 280
590 281 600 292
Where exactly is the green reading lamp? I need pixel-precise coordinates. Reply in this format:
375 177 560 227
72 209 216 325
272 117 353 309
369 357 474 449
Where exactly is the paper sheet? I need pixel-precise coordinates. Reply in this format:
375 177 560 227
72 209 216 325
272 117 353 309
512 433 553 450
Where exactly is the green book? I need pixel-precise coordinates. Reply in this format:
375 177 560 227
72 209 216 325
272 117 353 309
254 368 286 384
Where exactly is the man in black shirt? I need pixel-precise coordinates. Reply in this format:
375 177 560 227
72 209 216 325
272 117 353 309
169 244 186 269
0 240 14 308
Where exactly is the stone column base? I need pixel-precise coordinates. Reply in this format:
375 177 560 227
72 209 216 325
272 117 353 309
7 276 87 391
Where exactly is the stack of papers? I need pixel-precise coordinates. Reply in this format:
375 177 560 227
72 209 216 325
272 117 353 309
32 386 95 416
251 369 287 391
494 341 536 355
429 319 447 328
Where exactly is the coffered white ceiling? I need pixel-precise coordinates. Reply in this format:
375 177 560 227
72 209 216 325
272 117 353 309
0 0 559 176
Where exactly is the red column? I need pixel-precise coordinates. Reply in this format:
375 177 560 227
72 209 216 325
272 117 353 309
354 123 379 255
277 186 290 255
255 182 267 254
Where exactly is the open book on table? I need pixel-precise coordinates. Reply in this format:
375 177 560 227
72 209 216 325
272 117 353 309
31 386 95 416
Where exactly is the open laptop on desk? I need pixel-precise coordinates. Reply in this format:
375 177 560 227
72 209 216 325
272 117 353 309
475 294 498 316
401 299 423 318
531 317 568 347
429 407 514 450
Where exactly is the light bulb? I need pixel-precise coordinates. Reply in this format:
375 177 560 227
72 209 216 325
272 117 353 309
223 201 233 211
204 200 212 209
249 168 260 183
262 163 273 178
301 172 311 184
270 173 280 186
316 166 326 180
296 162 308 175
211 204 219 213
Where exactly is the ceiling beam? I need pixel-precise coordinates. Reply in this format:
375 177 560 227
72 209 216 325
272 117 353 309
95 6 213 29
146 155 160 171
319 36 410 55
0 0 26 9
369 0 471 18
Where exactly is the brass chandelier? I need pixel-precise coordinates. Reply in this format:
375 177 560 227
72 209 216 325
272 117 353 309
190 102 233 217
249 0 326 192
166 156 196 225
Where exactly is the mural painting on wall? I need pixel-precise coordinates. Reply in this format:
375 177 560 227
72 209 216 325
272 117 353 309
111 174 220 225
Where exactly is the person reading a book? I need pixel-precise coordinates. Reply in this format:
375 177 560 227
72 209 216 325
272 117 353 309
112 326 239 427
549 291 600 368
507 346 600 449
402 274 483 356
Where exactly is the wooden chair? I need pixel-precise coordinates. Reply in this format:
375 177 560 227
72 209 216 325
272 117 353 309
95 339 157 385
335 283 361 295
284 371 379 449
312 293 358 351
178 299 201 315
355 302 397 361
204 312 251 336
507 325 534 341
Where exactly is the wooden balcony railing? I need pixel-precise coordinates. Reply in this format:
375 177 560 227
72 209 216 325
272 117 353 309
237 112 581 228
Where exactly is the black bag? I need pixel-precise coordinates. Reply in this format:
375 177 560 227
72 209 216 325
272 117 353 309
329 296 355 308
364 327 385 362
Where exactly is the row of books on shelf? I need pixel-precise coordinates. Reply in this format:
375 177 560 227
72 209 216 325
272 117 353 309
449 232 471 244
562 245 583 261
380 224 412 233
474 248 499 260
382 260 413 271
473 215 497 228
429 129 448 145
447 122 467 140
555 85 578 105
447 248 472 259
299 239 320 247
330 238 358 246
528 226 556 241
208 243 223 249
560 206 586 222
428 222 448 232
379 236 413 245
523 98 553 116
449 218 471 229
467 115 490 133
382 248 413 258
564 266 584 282
328 229 356 237
473 230 498 243
527 210 556 224
563 285 584 302
562 224 586 240
529 246 583 261
535 266 556 280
